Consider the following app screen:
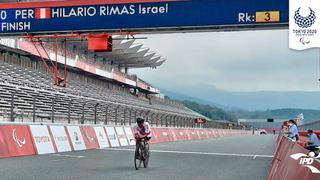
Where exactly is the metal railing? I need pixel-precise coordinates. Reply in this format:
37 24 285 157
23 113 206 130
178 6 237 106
0 92 248 129
0 92 207 128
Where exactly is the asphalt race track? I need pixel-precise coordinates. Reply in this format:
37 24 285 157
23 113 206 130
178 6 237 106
0 134 277 180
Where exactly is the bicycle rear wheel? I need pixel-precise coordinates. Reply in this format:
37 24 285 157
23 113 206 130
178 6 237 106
134 144 143 170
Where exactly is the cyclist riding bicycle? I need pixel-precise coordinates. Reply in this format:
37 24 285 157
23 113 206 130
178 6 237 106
134 117 152 143
133 118 151 169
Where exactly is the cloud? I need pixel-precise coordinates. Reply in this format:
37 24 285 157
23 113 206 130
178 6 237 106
131 30 319 93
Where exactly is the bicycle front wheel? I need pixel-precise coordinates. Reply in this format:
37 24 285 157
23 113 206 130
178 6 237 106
134 144 143 170
143 143 150 168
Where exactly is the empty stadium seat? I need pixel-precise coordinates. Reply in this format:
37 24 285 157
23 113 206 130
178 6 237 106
0 58 198 126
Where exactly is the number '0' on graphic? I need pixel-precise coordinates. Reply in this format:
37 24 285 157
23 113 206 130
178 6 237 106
0 11 7 20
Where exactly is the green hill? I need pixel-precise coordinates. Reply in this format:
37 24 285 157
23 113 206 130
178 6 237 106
181 100 237 122
232 108 320 122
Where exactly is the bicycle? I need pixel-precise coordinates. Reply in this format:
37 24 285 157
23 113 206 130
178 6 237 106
134 138 150 170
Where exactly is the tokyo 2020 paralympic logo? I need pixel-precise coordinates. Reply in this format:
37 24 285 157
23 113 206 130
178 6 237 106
294 7 316 28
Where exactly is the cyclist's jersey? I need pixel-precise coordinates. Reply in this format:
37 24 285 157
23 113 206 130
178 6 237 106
134 122 152 138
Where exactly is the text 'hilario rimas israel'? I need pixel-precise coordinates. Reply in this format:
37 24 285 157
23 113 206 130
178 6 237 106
0 4 169 31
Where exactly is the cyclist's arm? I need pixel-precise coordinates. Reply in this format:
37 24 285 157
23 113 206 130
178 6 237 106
143 122 152 137
133 125 140 138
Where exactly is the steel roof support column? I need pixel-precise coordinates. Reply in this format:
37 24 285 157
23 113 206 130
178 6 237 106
94 103 99 125
115 105 120 126
33 95 36 123
51 96 56 123
105 105 109 125
68 99 72 124
129 108 133 126
10 91 15 122
81 102 86 124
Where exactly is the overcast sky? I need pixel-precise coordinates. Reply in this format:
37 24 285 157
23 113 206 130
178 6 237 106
131 30 320 94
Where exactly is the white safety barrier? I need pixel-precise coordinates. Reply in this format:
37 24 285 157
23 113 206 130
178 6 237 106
49 125 72 152
115 127 129 146
105 127 120 147
124 127 136 146
66 126 86 150
0 123 251 159
29 125 55 154
94 126 110 148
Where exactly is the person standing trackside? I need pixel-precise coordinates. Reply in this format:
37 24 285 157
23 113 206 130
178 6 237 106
287 119 299 141
305 129 320 156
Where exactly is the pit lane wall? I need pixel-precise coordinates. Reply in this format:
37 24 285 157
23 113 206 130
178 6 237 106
0 123 251 158
266 134 320 180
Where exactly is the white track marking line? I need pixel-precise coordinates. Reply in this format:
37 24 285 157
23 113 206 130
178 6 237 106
106 148 274 158
53 154 85 158
50 154 85 162
50 157 83 162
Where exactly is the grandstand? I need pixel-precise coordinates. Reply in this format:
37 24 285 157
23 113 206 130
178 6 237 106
0 36 231 128
0 37 192 124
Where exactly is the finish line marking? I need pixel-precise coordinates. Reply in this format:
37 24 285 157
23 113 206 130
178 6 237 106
106 148 274 159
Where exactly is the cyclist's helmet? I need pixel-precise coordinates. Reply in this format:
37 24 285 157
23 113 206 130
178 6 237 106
136 118 144 124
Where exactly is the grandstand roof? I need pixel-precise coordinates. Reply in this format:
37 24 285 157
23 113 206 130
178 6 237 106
42 35 166 69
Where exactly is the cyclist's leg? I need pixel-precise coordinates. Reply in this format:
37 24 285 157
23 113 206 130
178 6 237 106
142 137 150 165
144 137 151 152
135 138 142 157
